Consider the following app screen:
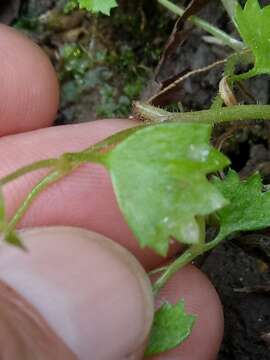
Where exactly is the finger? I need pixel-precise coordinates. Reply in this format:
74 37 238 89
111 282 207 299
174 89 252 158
1 119 180 270
0 24 59 136
150 265 224 360
0 227 154 360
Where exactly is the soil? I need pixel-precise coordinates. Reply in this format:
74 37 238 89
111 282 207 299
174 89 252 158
5 0 270 359
202 243 270 360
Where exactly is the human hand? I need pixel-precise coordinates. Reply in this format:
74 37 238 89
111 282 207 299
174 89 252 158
0 24 223 359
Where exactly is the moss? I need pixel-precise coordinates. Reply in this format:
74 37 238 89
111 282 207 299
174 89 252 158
15 0 174 121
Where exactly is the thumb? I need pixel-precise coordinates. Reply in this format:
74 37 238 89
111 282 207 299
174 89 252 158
0 227 154 359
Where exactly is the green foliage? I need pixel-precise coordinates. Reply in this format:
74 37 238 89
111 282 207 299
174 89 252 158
0 189 24 249
145 300 196 357
59 44 91 81
95 46 149 118
96 79 145 118
58 42 148 119
104 122 230 256
14 17 39 32
9 1 270 355
235 0 270 75
65 0 118 15
213 170 270 240
5 231 25 249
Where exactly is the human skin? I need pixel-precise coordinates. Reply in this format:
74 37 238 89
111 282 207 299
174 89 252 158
0 24 224 359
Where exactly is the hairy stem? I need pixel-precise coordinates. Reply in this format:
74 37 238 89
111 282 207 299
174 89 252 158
153 232 224 295
157 0 244 51
0 128 141 232
153 217 205 295
1 138 120 233
0 159 59 186
152 244 203 296
221 0 238 25
148 265 169 276
60 150 106 165
136 102 270 125
6 170 65 232
231 68 258 83
204 233 224 252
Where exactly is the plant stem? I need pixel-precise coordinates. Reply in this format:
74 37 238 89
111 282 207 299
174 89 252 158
148 265 169 276
2 145 110 232
136 102 270 125
221 0 238 26
61 150 106 165
0 159 59 186
157 0 244 51
6 170 64 232
204 233 224 252
153 232 224 295
231 68 258 83
153 217 205 295
153 244 203 296
0 131 138 231
197 216 206 245
171 104 270 124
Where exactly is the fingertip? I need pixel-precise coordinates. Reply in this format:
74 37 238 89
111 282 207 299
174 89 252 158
152 265 224 360
0 227 154 360
0 24 59 136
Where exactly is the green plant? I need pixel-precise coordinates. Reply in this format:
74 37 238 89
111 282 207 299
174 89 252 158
65 0 118 15
2 0 270 356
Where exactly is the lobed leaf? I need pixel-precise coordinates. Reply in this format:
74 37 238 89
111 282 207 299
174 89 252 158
213 169 270 240
67 0 118 15
145 300 196 357
104 123 230 256
235 0 270 75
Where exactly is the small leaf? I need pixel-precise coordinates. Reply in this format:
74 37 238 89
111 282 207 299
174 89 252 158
64 0 78 13
66 0 118 15
145 300 196 357
105 123 230 256
5 231 26 250
213 169 270 240
235 0 270 75
0 188 25 249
